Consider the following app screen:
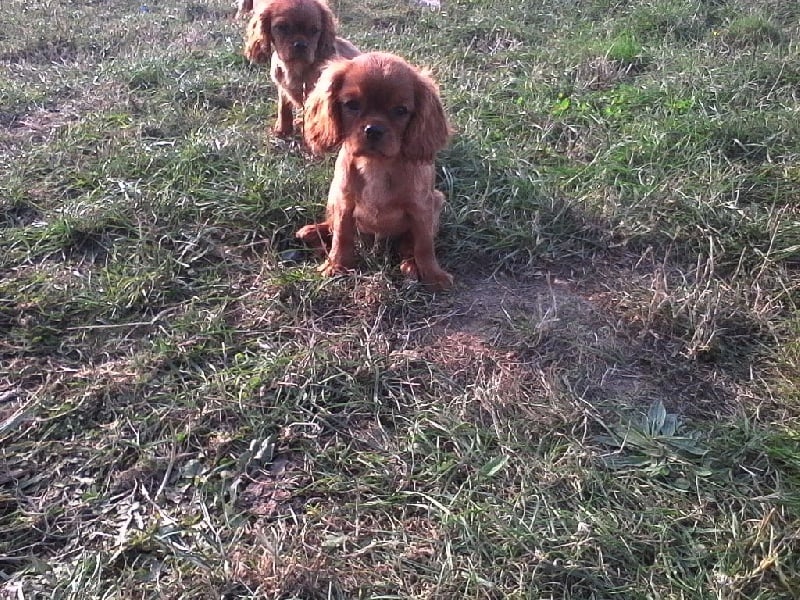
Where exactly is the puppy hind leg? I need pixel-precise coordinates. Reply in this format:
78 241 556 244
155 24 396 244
397 233 420 280
296 221 332 256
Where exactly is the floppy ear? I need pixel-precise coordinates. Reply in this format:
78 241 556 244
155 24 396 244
304 60 347 154
315 1 338 61
243 10 272 64
402 69 452 162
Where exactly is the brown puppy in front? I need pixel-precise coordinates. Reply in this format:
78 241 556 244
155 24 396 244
296 52 453 290
243 0 359 138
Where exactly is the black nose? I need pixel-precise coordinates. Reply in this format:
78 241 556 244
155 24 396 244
293 40 309 51
364 124 385 142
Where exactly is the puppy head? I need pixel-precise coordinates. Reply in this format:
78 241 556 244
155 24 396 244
243 0 336 65
304 52 451 160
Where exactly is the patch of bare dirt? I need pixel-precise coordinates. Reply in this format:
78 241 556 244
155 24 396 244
0 81 129 144
419 272 745 420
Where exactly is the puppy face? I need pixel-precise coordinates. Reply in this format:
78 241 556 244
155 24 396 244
245 0 336 65
305 52 450 161
337 59 416 158
270 0 327 63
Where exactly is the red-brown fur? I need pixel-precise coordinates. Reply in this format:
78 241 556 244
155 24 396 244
242 0 359 137
296 52 453 290
235 0 257 20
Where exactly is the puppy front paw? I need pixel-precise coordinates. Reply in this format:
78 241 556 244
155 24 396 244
318 260 348 277
421 268 454 291
402 260 452 290
272 123 294 138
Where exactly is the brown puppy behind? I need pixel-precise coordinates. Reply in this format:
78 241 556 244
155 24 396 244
235 0 256 20
242 0 359 138
296 52 453 290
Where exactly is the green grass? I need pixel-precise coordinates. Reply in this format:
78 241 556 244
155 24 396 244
2 0 800 597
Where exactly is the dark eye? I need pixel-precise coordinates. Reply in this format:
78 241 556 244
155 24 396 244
392 106 409 117
273 23 289 34
309 27 320 35
343 100 361 112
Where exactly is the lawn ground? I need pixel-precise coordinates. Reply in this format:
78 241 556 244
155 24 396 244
1 0 800 597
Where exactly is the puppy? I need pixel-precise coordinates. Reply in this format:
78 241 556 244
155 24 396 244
296 52 453 290
235 0 256 20
243 0 359 138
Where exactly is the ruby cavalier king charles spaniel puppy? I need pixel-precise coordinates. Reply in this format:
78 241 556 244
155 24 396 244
242 0 359 138
295 52 454 290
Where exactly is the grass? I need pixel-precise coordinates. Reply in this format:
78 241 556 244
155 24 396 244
1 0 799 597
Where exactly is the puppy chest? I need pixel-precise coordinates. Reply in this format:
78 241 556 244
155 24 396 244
345 161 424 235
271 60 315 105
353 193 408 236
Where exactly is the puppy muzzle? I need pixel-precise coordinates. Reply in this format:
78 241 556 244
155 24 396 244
363 124 386 143
290 40 311 60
